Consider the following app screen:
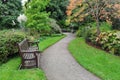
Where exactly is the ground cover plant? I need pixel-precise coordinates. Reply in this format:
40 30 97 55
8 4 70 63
68 38 120 80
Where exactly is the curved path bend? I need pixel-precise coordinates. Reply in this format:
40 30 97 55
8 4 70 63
39 33 100 80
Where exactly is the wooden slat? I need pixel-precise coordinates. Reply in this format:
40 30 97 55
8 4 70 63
18 38 40 69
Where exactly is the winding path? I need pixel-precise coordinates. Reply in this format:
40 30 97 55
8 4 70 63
39 33 100 80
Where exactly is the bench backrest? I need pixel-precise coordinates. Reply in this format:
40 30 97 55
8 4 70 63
18 38 29 52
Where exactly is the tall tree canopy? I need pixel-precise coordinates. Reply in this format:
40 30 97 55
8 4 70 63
25 0 51 34
66 0 120 34
0 0 22 29
46 0 69 27
84 0 120 34
66 0 83 25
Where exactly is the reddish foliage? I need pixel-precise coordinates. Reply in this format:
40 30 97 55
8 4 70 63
66 0 82 16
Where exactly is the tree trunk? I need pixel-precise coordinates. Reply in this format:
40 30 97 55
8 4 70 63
96 0 100 35
96 16 100 35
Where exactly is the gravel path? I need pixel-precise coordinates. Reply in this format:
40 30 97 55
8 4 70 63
39 33 101 80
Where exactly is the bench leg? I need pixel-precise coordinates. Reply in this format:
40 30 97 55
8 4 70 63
36 57 38 68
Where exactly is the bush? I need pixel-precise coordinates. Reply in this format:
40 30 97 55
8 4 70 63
76 26 97 42
85 28 97 44
76 29 81 37
49 19 62 34
86 29 120 55
0 30 26 63
88 22 112 31
96 31 120 55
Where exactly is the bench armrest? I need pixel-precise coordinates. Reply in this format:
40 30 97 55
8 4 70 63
28 41 39 49
28 40 39 44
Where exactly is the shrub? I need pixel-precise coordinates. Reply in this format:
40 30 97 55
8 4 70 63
49 19 62 34
76 29 81 37
0 30 26 63
86 29 120 55
96 31 120 55
76 26 93 38
85 28 97 44
88 22 112 31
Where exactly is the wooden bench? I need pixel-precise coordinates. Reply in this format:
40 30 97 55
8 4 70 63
18 38 40 69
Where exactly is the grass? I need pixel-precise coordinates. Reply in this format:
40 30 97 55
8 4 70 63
0 34 65 80
68 38 120 80
39 34 65 51
0 58 45 80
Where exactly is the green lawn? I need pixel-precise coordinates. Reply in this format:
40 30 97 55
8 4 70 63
0 58 45 80
0 34 65 80
68 38 120 80
39 35 65 51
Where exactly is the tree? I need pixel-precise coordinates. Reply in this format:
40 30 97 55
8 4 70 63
66 0 90 30
46 0 69 27
66 0 87 26
25 0 51 35
84 0 120 35
0 0 22 29
66 0 83 17
111 4 120 30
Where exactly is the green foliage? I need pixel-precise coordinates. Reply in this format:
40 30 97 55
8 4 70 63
0 30 26 63
68 38 120 80
84 29 97 43
49 19 62 33
46 0 69 27
112 18 120 30
88 22 112 31
86 29 120 55
76 26 92 38
76 24 96 39
96 31 120 55
76 22 112 37
76 29 81 37
25 0 51 35
0 0 22 29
